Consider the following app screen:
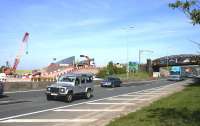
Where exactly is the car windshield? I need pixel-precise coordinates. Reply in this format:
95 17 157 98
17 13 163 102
170 71 180 75
106 77 114 80
58 76 76 82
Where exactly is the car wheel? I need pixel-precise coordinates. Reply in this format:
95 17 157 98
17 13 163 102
85 90 92 99
65 93 73 102
46 95 53 101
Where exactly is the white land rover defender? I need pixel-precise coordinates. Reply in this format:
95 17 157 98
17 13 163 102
46 73 94 102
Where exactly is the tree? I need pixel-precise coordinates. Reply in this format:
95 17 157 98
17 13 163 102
169 0 200 25
0 66 5 73
107 61 115 75
96 61 127 78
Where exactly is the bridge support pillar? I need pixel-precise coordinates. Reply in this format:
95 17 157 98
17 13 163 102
146 59 153 74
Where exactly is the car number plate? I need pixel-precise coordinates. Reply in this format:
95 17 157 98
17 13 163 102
51 93 58 96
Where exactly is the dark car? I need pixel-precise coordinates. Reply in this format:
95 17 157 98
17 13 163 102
0 82 4 96
101 77 122 88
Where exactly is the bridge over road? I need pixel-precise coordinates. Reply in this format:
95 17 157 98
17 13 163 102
152 54 200 72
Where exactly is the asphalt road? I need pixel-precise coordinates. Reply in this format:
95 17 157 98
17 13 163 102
0 79 175 120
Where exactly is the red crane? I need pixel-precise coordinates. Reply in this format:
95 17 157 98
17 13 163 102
12 32 29 72
3 32 29 75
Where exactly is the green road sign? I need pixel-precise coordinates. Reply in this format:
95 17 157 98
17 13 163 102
129 62 138 72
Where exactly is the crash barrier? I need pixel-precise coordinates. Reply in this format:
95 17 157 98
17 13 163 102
31 77 56 82
3 82 53 92
3 80 101 92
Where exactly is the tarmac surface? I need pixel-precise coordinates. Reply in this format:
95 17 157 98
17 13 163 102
0 79 181 126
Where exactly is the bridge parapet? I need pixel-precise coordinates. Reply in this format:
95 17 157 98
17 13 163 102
152 54 200 68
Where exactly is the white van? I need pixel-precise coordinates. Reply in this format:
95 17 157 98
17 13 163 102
0 73 7 82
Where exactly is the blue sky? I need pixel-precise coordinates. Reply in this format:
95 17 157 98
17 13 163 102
0 0 199 70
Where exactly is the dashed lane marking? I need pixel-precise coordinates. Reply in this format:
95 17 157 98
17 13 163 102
1 119 97 123
0 82 177 122
107 98 151 101
0 100 10 103
53 109 123 112
87 102 135 105
136 92 167 95
121 94 155 97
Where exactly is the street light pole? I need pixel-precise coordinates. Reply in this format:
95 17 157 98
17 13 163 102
126 40 129 80
139 50 141 71
124 26 134 80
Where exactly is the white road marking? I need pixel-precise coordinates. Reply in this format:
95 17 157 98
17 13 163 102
0 100 11 103
0 82 176 122
107 98 151 101
153 89 167 92
5 89 45 94
54 109 123 112
87 102 135 105
137 92 167 95
106 88 114 90
121 94 155 97
1 119 97 123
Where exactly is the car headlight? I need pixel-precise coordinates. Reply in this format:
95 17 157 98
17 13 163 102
60 88 65 93
47 87 51 91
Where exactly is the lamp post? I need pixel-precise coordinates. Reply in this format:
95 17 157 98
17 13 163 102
138 49 154 71
124 26 134 80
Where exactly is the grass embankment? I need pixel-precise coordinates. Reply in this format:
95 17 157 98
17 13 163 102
115 72 151 81
16 70 32 74
107 82 200 126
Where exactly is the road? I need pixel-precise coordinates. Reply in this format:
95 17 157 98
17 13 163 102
0 79 178 126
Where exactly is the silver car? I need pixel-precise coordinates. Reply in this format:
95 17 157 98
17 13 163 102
46 73 94 102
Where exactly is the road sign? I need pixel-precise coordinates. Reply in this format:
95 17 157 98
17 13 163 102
129 62 138 72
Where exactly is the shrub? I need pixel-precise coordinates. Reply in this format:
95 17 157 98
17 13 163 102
96 61 127 78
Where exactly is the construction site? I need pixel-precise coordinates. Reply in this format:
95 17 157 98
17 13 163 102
0 32 99 82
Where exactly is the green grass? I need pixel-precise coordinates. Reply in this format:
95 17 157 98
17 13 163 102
107 83 200 126
115 72 151 81
16 70 32 74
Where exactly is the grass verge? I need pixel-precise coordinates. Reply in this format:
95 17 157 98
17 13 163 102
16 70 32 74
107 82 200 126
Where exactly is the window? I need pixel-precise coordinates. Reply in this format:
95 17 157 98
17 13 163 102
59 76 75 82
170 71 180 75
86 77 93 83
75 78 80 86
81 78 86 84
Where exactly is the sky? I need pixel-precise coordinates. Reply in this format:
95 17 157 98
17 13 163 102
0 0 200 70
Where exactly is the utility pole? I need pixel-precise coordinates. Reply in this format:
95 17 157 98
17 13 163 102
123 26 134 80
139 50 141 71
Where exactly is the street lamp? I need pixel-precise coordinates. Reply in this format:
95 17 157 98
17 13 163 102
138 49 154 71
123 26 134 80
